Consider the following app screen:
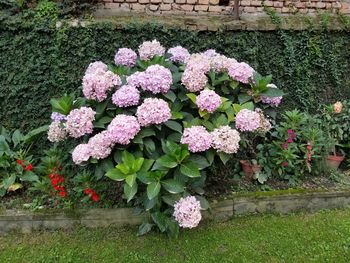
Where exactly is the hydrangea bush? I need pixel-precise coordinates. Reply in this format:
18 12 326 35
47 40 283 237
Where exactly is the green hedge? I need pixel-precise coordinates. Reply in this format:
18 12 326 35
1 19 350 132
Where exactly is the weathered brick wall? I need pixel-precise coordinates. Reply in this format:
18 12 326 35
99 0 350 16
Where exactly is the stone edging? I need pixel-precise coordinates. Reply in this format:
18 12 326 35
1 190 350 234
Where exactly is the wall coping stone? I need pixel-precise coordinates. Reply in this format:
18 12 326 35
1 189 350 234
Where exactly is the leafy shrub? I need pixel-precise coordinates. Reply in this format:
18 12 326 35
47 41 283 236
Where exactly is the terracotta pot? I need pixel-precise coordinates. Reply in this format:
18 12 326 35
240 160 261 180
325 155 345 170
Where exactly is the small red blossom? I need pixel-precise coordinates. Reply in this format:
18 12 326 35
16 159 23 165
25 164 33 171
84 188 100 202
58 191 67 197
282 161 289 167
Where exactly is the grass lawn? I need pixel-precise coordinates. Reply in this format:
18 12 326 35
1 209 350 263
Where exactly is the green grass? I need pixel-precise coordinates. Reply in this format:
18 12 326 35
1 209 350 262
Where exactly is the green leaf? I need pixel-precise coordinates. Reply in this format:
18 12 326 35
0 135 11 156
20 172 39 182
105 168 126 181
131 158 144 173
137 172 157 184
50 95 74 115
23 125 49 144
151 212 168 232
166 219 179 238
122 151 135 168
195 195 210 210
144 138 155 155
180 161 200 178
161 179 184 194
137 223 154 236
163 90 177 102
232 104 242 114
188 154 210 170
116 163 130 174
241 102 254 111
124 183 138 202
260 88 284 97
133 128 156 144
125 173 136 187
238 93 251 104
139 159 154 173
218 152 231 165
171 111 184 120
12 130 24 148
144 196 158 210
154 155 178 169
147 181 161 200
186 93 197 104
162 194 180 206
1 174 16 189
164 120 183 133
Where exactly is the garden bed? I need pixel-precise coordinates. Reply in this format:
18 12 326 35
2 188 350 234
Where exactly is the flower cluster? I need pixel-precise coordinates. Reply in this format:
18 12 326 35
82 61 121 101
16 159 33 171
211 126 241 154
49 172 66 198
228 62 255 84
181 126 212 153
209 55 237 72
48 121 67 142
112 85 140 107
202 49 218 57
138 40 165 61
72 144 91 165
88 131 114 160
167 46 190 63
333 101 343 113
114 48 137 67
51 112 66 122
235 109 261 132
173 196 202 229
261 84 283 107
182 54 210 92
283 129 296 149
107 115 141 144
196 89 222 113
127 65 172 94
65 107 96 138
84 188 100 202
136 98 171 126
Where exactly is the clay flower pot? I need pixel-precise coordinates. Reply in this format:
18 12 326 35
240 160 261 180
325 155 345 170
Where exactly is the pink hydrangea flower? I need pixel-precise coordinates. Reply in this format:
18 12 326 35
85 61 108 75
47 121 67 142
210 55 237 72
114 48 137 67
107 114 141 145
228 62 255 84
211 126 241 154
168 46 191 63
180 126 212 152
138 39 165 61
235 109 261 132
126 65 172 94
82 62 122 101
72 144 91 165
196 89 222 113
88 131 114 160
182 54 211 92
261 84 283 107
66 107 96 138
50 112 67 122
202 49 218 57
173 196 202 229
112 85 140 107
136 98 171 127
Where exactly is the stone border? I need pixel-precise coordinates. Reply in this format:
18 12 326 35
1 189 350 234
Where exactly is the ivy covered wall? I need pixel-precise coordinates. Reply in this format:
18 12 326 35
1 19 350 132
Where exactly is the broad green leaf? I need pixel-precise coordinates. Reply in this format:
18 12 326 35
166 219 179 238
151 212 167 232
139 159 154 173
161 179 184 194
125 173 136 187
154 155 178 169
137 223 154 236
180 161 200 178
124 183 137 202
0 135 11 156
12 130 24 148
50 95 74 115
186 93 197 104
188 154 210 170
260 88 284 97
23 125 49 143
106 168 126 181
137 172 157 184
20 172 39 182
232 104 242 114
238 93 251 104
144 196 158 210
162 194 181 206
163 90 176 102
144 138 155 155
122 151 135 168
147 181 161 200
241 101 254 111
164 120 183 133
171 111 184 120
116 163 130 174
218 152 231 165
1 174 16 189
195 195 210 210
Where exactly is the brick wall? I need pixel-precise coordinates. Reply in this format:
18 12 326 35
99 0 350 16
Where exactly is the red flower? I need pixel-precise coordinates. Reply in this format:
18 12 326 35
25 164 33 171
84 188 100 202
16 159 23 165
91 194 100 202
58 191 67 197
282 161 289 167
